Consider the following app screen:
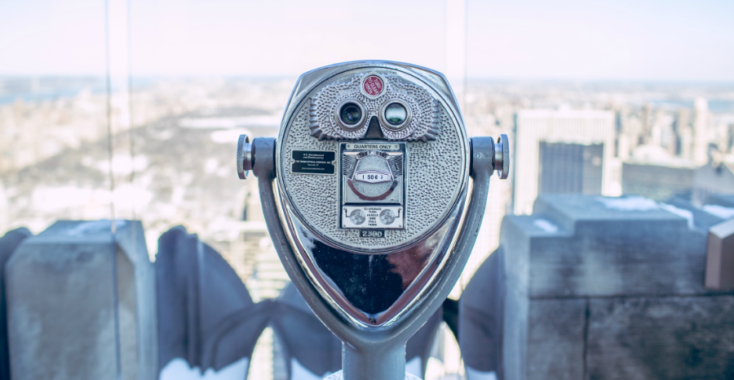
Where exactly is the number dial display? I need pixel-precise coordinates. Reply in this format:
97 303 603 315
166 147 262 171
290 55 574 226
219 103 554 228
341 142 405 229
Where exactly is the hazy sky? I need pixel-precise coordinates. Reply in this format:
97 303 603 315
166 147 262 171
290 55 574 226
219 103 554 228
0 0 732 81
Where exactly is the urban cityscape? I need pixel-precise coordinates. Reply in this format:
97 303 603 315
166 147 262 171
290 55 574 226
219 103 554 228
1 74 733 379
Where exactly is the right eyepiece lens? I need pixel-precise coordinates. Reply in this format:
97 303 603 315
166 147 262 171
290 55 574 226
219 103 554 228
340 103 362 125
385 103 407 126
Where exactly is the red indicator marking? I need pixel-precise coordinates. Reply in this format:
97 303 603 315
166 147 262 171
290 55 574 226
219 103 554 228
363 75 384 97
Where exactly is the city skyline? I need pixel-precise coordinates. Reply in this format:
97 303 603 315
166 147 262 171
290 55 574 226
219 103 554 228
3 75 732 263
2 70 733 380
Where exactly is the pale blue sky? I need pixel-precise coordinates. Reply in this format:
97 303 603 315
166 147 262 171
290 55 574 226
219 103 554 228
0 0 732 81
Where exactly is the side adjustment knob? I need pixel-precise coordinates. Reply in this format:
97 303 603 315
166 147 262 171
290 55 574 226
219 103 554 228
493 134 510 179
237 134 253 179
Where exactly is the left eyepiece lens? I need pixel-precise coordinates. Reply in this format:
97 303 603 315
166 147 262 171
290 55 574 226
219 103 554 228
340 102 362 126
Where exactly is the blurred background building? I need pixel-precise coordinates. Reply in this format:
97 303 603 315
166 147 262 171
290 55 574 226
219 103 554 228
513 109 617 215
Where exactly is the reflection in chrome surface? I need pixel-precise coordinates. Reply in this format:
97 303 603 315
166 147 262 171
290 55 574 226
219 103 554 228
312 243 406 314
285 203 464 327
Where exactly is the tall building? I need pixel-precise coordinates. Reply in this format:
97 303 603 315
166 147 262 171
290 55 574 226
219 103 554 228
642 103 652 143
514 109 617 215
617 107 643 161
538 142 604 195
676 108 693 159
693 98 709 165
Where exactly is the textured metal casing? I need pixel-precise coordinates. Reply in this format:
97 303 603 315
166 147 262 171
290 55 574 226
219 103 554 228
276 61 470 254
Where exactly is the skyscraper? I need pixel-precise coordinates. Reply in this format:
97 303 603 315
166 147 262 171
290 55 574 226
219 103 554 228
693 98 709 165
676 108 693 159
538 142 604 195
514 109 617 214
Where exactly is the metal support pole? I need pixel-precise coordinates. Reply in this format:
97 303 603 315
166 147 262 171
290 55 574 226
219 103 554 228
342 342 406 380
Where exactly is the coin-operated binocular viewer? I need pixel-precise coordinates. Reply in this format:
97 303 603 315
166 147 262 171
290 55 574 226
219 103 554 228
237 61 509 380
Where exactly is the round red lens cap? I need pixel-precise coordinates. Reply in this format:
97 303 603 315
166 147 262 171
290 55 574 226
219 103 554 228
362 75 384 97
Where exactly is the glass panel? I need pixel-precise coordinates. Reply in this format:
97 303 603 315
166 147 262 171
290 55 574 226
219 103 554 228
0 0 109 233
125 1 453 379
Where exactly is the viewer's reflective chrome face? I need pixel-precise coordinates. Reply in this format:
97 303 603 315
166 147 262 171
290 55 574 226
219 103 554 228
276 64 470 326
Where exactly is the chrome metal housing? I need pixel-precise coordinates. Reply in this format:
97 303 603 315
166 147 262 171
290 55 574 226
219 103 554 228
274 61 471 327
